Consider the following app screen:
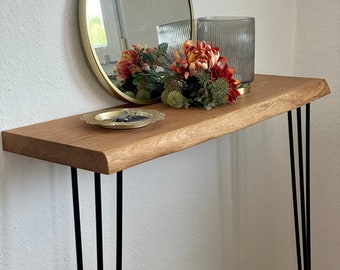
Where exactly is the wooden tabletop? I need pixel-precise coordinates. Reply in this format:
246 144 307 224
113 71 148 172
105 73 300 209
2 74 330 174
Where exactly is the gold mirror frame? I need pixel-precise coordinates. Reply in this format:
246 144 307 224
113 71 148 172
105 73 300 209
79 0 194 105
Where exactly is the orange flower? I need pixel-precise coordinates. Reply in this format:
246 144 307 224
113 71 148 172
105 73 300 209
115 49 140 80
115 45 152 80
170 40 222 79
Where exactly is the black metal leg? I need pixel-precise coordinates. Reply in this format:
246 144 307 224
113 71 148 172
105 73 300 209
71 169 124 270
116 171 123 270
95 172 103 270
287 104 311 270
71 167 84 270
306 104 311 270
297 107 308 270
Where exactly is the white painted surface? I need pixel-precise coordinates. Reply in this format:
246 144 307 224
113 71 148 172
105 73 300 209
1 0 339 269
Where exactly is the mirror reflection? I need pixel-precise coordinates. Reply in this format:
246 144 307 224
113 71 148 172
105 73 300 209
80 0 194 104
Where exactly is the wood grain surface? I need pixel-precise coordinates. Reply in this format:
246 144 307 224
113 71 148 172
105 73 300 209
2 75 331 174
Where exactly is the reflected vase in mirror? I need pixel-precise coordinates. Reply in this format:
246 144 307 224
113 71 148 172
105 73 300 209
157 20 192 62
197 16 255 94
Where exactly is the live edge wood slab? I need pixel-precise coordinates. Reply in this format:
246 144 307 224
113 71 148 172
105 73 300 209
2 75 330 174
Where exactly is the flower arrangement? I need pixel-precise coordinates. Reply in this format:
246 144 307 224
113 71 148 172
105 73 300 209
111 40 240 110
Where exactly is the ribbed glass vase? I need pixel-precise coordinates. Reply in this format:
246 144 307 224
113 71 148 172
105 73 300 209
157 20 192 61
197 16 255 85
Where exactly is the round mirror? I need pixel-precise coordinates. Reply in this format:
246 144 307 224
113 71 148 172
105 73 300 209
79 0 194 104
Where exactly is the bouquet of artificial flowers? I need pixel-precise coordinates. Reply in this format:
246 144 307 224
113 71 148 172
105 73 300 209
112 40 240 110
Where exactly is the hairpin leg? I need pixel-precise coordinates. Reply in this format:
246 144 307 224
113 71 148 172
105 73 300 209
116 171 123 270
287 104 311 270
71 169 124 270
71 167 84 270
94 172 103 270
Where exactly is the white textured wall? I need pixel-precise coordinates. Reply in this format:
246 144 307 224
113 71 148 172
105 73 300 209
294 0 340 268
1 1 339 270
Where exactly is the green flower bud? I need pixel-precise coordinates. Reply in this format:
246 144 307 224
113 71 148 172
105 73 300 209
161 89 172 104
124 91 135 98
136 80 149 92
136 90 151 100
167 91 185 108
164 78 181 92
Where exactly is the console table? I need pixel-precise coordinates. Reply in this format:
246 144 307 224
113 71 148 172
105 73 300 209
2 74 330 270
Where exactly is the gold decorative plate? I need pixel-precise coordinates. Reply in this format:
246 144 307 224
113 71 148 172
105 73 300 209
81 108 165 129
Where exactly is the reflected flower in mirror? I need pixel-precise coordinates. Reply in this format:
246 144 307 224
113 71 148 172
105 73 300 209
111 43 171 100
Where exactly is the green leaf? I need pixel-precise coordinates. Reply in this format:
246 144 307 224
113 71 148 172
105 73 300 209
158 43 169 54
